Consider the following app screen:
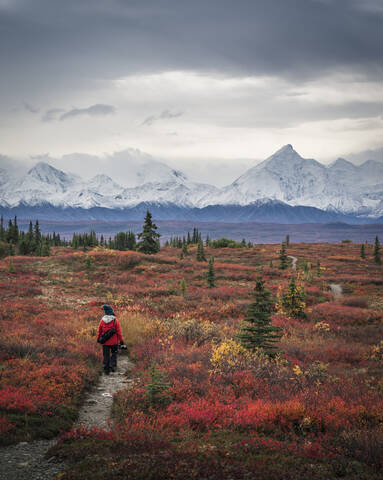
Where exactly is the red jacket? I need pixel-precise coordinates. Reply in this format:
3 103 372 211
97 315 123 345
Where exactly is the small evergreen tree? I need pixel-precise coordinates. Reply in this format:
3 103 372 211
237 276 282 357
145 364 171 408
360 243 366 259
207 256 216 288
41 238 50 256
0 216 4 242
279 242 288 269
374 236 381 264
286 234 290 247
137 210 161 254
180 278 187 297
85 255 94 270
181 243 188 256
316 260 321 276
196 238 206 261
281 275 306 319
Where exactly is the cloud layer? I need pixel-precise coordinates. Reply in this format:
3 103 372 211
0 0 382 172
59 104 115 121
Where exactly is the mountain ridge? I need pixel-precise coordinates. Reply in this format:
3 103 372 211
1 145 382 221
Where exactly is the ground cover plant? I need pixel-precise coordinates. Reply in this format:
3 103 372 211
0 237 382 479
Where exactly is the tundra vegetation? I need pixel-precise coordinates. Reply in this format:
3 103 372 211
0 232 382 479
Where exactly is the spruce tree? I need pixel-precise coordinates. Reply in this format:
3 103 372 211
316 260 321 276
6 219 13 243
374 236 381 264
145 364 171 408
279 242 288 269
281 275 306 319
34 220 41 254
360 244 366 259
180 278 187 297
13 216 19 244
41 238 50 256
237 276 283 357
0 216 4 241
196 238 206 261
181 243 188 257
207 256 216 288
137 210 161 254
286 234 290 247
8 242 15 256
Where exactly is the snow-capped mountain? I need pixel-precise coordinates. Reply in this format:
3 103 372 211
0 145 383 220
57 149 188 188
0 158 218 210
198 145 383 216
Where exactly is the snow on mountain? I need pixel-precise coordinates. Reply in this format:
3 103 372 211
199 145 383 216
59 149 188 188
86 174 124 193
27 162 80 190
0 162 83 207
117 180 220 207
0 145 383 217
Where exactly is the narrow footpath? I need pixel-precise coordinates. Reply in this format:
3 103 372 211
288 255 298 270
0 354 133 480
329 283 343 299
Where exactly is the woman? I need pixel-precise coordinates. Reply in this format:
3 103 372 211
97 304 125 375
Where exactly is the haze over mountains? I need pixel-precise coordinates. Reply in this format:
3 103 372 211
0 145 383 223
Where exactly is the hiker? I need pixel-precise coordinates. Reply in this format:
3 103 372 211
97 304 126 375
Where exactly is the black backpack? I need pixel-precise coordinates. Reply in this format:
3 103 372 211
97 319 116 344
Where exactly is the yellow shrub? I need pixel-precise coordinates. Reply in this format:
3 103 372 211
210 339 248 374
314 321 331 334
118 311 167 350
369 340 383 362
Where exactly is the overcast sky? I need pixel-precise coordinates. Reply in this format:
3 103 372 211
1 0 383 185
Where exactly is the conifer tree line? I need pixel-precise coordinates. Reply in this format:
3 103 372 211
165 227 253 249
0 216 67 257
71 230 137 251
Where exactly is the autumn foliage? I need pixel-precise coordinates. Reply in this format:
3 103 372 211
1 239 382 479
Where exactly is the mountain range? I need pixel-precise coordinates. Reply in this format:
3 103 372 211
0 145 382 223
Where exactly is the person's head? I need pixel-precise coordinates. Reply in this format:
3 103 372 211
102 304 115 316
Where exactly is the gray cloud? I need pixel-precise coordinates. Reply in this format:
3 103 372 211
142 110 183 126
59 104 115 121
23 102 39 113
41 108 64 122
0 0 383 163
1 0 383 103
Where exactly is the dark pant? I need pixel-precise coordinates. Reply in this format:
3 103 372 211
102 344 118 373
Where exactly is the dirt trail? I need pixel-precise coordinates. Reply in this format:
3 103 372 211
288 255 298 270
330 283 343 299
76 354 134 429
0 354 134 480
